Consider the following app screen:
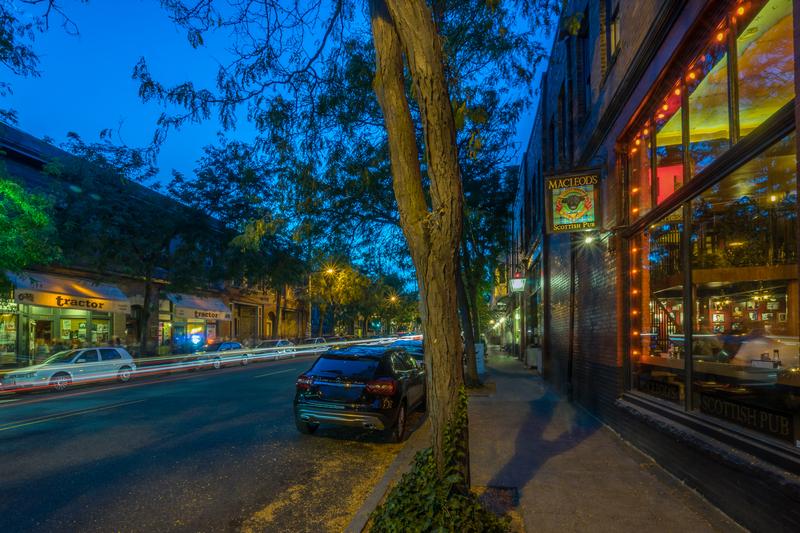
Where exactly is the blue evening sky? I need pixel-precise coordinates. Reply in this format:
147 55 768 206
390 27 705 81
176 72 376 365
4 0 542 184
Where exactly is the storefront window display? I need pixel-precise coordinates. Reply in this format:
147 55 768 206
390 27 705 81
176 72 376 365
0 311 18 367
631 209 686 404
690 133 798 443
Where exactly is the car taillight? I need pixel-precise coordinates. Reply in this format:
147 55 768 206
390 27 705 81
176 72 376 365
296 374 314 391
366 378 397 396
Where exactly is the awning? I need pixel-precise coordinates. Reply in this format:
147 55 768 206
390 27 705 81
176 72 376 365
8 270 131 313
168 293 231 321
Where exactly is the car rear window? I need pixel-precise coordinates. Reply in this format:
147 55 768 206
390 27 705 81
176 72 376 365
310 356 380 380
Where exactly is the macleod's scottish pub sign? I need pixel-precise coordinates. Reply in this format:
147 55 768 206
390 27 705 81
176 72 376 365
545 171 601 233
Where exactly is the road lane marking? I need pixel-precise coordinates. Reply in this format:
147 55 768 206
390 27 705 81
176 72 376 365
0 399 18 404
254 369 295 378
0 399 146 432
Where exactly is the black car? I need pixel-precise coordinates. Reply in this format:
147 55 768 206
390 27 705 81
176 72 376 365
294 346 425 442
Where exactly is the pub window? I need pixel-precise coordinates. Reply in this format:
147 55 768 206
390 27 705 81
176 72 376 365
654 81 684 203
631 208 686 403
629 120 653 220
690 132 798 443
687 21 730 177
736 0 794 137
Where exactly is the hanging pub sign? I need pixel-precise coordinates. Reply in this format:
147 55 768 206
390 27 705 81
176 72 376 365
545 170 601 233
509 272 527 293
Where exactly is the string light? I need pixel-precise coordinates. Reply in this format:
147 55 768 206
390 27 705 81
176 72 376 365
737 6 744 15
631 268 639 274
658 113 665 119
662 104 669 111
674 88 681 96
635 139 641 146
632 187 640 193
632 289 639 295
643 128 649 135
632 207 639 214
716 31 725 42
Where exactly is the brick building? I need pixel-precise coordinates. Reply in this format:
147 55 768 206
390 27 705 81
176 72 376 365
506 0 800 529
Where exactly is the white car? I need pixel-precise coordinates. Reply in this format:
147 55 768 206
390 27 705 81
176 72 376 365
250 339 296 359
0 347 136 392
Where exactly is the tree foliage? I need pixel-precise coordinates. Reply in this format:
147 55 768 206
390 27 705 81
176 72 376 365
0 160 60 283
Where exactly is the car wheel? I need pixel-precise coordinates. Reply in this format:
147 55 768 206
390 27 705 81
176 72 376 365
240 355 249 366
389 403 407 443
50 373 71 392
117 366 133 383
212 357 222 370
295 417 319 435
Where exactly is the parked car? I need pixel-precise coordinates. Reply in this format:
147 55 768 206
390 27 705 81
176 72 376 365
294 345 426 441
196 341 248 369
251 339 296 359
300 337 329 355
0 347 136 393
323 336 347 345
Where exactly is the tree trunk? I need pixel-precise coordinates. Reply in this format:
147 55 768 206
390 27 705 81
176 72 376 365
458 267 480 387
371 0 466 477
138 276 157 357
273 287 282 339
317 305 325 337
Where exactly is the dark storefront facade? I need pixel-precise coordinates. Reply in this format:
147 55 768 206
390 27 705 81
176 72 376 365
511 0 800 529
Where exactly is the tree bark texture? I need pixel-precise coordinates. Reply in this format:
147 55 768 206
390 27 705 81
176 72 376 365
370 0 465 475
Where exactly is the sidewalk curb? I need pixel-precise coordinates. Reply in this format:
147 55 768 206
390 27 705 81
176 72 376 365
345 417 431 533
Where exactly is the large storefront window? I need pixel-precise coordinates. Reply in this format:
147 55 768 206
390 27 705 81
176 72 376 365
631 209 686 403
737 0 794 137
690 133 798 443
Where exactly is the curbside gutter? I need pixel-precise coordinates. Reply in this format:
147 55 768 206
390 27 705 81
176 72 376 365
345 417 431 533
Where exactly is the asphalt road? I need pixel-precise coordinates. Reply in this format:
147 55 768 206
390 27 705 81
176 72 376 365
0 356 410 533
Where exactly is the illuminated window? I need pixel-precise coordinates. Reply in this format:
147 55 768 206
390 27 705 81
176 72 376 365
631 209 686 403
629 122 652 220
690 133 798 441
688 25 730 176
737 0 795 137
655 83 684 203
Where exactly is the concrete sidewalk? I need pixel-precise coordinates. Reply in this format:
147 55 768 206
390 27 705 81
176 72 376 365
469 350 743 532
